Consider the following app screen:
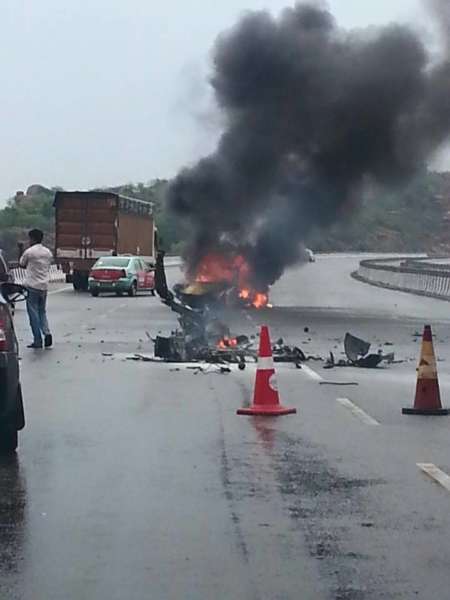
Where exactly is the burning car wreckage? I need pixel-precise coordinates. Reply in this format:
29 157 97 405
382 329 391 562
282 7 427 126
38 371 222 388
141 252 396 371
149 251 306 368
110 0 450 372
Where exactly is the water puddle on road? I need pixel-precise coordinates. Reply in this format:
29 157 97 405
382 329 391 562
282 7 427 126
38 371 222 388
256 428 395 599
0 454 26 593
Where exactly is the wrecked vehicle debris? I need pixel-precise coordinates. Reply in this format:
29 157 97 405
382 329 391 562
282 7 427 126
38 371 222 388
150 252 313 368
324 333 396 369
153 251 253 364
153 332 250 365
175 252 272 310
272 338 322 365
273 338 306 364
344 333 371 363
187 365 232 375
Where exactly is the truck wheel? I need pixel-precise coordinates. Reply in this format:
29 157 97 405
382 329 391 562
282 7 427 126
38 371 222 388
73 272 89 291
0 424 18 454
128 282 137 297
91 290 99 297
73 273 82 291
151 289 156 296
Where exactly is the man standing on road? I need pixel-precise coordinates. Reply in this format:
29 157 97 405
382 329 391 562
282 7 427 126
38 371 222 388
20 229 53 349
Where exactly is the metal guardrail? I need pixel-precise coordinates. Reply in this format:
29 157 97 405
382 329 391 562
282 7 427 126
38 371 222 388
399 259 450 271
9 265 66 285
163 256 182 268
8 256 181 286
355 256 450 300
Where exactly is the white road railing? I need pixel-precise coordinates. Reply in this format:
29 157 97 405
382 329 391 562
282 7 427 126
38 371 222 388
355 257 450 300
10 265 66 285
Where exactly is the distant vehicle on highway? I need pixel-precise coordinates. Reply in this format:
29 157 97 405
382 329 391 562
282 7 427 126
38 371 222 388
88 256 155 297
0 278 26 453
305 248 315 262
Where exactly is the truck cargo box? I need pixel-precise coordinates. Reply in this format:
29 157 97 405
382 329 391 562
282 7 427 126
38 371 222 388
54 191 156 290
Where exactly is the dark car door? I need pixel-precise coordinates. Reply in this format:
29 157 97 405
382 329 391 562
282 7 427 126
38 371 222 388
0 287 24 452
0 251 9 282
0 294 19 412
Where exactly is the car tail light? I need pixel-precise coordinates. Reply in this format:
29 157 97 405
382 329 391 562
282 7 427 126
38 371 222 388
0 316 7 352
91 269 125 280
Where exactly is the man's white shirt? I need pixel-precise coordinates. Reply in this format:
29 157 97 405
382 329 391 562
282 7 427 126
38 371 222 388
20 244 53 291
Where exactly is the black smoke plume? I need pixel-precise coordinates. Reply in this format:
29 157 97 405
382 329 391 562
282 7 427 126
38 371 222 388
168 2 450 289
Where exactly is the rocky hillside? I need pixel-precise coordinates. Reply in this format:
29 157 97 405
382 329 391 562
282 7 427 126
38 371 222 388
309 171 450 254
2 172 450 261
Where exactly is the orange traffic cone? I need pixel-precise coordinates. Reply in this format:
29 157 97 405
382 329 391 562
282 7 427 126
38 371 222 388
237 325 297 416
402 325 449 415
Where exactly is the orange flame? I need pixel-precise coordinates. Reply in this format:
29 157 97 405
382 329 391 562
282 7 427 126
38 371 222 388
240 288 269 308
192 253 270 309
252 292 269 309
218 336 239 349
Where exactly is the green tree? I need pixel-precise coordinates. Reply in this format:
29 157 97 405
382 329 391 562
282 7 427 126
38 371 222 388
0 189 55 260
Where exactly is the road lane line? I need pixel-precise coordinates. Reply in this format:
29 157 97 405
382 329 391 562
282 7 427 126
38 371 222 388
48 287 70 296
336 398 379 426
300 364 324 382
417 463 450 492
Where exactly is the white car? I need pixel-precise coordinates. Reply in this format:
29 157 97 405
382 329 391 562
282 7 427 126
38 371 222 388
305 248 315 263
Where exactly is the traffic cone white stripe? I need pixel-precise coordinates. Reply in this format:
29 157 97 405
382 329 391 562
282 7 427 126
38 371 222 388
257 356 274 370
237 324 296 417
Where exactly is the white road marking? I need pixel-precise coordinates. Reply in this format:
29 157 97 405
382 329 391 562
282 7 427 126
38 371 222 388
300 364 324 382
417 463 450 492
336 397 379 426
48 287 69 296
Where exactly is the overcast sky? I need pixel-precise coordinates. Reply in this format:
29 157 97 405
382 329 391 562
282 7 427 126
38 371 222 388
0 0 442 202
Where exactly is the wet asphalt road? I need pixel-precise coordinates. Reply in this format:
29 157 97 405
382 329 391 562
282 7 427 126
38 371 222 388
3 255 450 599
